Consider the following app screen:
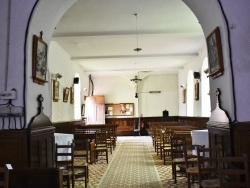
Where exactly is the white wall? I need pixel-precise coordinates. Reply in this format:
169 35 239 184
92 74 178 117
48 41 88 122
178 44 207 116
139 74 179 117
92 76 139 116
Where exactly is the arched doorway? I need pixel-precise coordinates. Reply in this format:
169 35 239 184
26 2 223 120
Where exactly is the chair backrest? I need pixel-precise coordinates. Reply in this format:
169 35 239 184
0 164 10 188
162 130 171 146
218 154 250 188
9 167 63 188
170 136 186 159
95 129 107 147
183 144 204 168
73 138 89 164
197 147 220 183
55 143 74 171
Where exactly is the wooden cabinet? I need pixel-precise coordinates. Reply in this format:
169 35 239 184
85 95 105 124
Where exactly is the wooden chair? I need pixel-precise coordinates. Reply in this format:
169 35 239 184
218 154 250 188
197 147 220 188
106 128 114 154
106 126 116 151
170 135 186 184
94 129 109 163
0 164 10 188
162 130 172 165
9 167 63 188
55 143 75 188
183 144 204 188
73 139 89 188
154 128 163 157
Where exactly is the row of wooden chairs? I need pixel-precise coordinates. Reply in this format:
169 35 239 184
167 136 250 188
186 146 250 188
93 127 117 164
150 130 250 188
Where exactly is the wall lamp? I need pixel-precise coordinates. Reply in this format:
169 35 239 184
180 85 186 89
51 73 63 80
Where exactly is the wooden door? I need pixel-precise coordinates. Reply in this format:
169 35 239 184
86 96 105 124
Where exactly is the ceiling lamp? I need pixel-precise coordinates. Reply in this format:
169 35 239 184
130 76 142 83
133 13 142 52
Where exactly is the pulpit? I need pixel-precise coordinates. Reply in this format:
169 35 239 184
0 95 55 167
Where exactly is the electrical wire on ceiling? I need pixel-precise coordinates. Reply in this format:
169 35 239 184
133 13 142 52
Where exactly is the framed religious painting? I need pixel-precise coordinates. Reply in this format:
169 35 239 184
53 80 59 102
63 87 70 103
32 35 48 85
206 27 224 79
182 89 186 104
194 80 199 101
70 86 74 104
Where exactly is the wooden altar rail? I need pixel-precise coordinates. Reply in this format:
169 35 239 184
53 116 208 136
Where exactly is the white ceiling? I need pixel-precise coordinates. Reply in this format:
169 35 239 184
52 0 205 78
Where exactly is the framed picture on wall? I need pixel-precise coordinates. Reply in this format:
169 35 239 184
195 80 199 101
32 35 48 85
207 27 224 79
182 89 186 104
53 80 59 102
70 86 74 104
63 87 70 103
81 104 85 116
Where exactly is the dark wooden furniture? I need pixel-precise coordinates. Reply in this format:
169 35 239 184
218 154 250 188
106 116 208 136
73 139 89 188
197 147 220 188
0 95 55 168
170 136 186 184
9 167 63 188
94 130 109 164
55 143 75 188
0 164 9 188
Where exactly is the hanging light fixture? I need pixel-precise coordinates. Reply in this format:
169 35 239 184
130 63 142 84
133 13 142 52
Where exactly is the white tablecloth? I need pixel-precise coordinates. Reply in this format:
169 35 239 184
54 133 74 161
191 129 209 155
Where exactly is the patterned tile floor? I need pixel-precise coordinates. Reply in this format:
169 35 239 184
75 136 199 188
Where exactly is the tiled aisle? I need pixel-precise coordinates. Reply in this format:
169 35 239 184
76 136 198 188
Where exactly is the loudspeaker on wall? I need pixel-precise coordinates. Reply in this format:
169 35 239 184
73 77 79 84
193 72 200 79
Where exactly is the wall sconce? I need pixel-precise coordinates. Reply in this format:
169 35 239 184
195 80 199 101
51 73 62 80
180 85 186 89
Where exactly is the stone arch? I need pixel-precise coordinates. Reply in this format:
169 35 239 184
26 0 231 121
